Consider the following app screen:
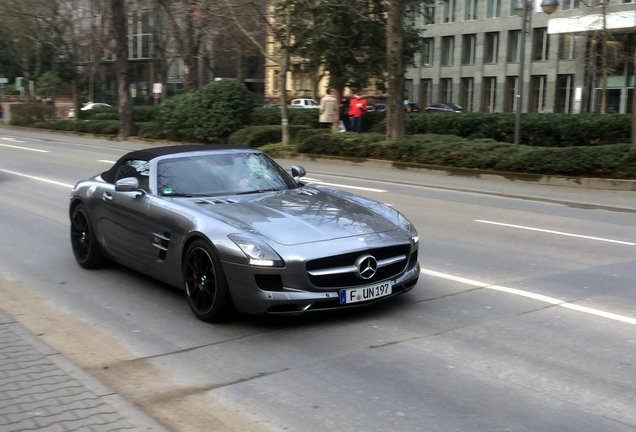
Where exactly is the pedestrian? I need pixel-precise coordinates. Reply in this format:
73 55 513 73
319 89 337 128
340 98 350 131
348 93 367 133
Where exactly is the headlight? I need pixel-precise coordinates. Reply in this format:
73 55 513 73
398 214 419 245
228 234 284 267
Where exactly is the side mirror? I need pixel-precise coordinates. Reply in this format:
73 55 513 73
115 177 143 193
291 165 306 183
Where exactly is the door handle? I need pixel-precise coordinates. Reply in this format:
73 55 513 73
102 192 113 201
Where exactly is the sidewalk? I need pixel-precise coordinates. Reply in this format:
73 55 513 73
0 310 168 432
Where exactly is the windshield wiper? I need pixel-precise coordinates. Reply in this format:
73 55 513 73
234 188 280 196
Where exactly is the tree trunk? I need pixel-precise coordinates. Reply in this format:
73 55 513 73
386 0 405 140
111 0 134 139
279 48 290 145
632 43 636 147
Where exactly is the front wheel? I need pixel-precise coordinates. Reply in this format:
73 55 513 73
70 203 107 269
183 240 233 322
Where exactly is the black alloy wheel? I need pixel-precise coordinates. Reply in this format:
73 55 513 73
184 240 232 322
70 204 106 269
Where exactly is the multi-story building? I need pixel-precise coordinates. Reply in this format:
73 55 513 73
73 0 264 104
405 0 635 113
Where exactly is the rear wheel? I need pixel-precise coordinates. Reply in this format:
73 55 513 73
183 240 233 322
70 204 107 269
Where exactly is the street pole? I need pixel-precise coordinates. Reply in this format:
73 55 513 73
513 0 559 146
513 0 531 146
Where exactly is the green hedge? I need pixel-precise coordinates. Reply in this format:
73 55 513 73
292 131 636 179
228 124 313 147
404 112 631 146
9 103 55 126
33 119 119 135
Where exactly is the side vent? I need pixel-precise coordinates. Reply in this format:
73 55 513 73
152 232 171 261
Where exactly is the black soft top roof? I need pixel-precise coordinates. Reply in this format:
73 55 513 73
101 144 251 183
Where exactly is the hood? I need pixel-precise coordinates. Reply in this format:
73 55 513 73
181 187 401 245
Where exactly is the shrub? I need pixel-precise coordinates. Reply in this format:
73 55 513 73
155 80 253 142
228 125 280 147
132 105 159 122
136 122 167 139
9 103 55 126
613 148 636 179
228 125 313 147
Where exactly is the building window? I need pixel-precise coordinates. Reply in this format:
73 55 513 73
440 78 453 102
507 30 521 63
486 0 501 17
555 74 575 113
128 8 154 60
461 78 474 111
423 4 436 24
462 34 477 65
484 32 499 64
443 0 457 22
420 79 433 106
273 70 280 91
532 27 549 61
483 77 497 112
421 38 434 67
442 36 455 66
505 76 518 112
558 34 576 60
508 0 518 16
561 0 580 9
530 75 547 112
464 0 478 20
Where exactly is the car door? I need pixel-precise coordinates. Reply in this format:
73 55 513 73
95 159 156 268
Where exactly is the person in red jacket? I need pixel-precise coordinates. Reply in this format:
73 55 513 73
348 93 367 133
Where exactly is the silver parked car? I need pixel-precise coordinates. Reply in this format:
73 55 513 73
69 146 420 322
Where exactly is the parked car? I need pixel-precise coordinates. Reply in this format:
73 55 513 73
404 102 421 112
69 146 420 323
367 103 387 112
289 98 319 109
424 103 463 113
68 102 113 118
81 102 113 111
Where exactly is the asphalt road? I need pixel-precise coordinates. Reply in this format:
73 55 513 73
1 128 635 432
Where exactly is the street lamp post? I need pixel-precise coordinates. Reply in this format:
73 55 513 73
513 0 560 146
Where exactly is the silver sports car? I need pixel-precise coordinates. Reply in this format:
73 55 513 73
69 145 420 322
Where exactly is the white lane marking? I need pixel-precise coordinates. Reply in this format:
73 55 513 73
1 143 49 153
0 169 73 188
304 177 386 193
1 137 24 143
420 268 636 326
98 159 116 164
476 219 636 246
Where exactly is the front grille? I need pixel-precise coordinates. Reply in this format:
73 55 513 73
306 244 411 288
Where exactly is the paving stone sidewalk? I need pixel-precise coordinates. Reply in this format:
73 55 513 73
0 310 168 432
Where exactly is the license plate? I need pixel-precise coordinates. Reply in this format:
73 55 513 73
339 282 392 305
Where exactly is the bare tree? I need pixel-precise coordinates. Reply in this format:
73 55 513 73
156 0 216 91
110 0 134 138
386 0 406 139
219 0 296 143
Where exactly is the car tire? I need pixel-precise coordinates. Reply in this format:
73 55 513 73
183 240 233 322
70 203 107 269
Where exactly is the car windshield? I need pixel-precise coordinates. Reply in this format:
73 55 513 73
156 152 298 197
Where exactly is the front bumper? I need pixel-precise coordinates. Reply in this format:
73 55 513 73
223 260 420 316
